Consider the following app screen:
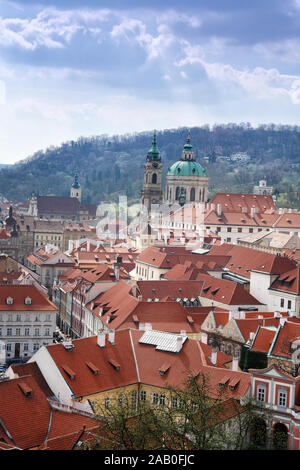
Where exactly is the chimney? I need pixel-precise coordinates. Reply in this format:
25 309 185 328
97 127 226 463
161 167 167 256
132 284 137 297
108 330 115 344
62 335 74 351
217 203 222 216
176 336 183 353
201 332 208 344
250 207 255 218
232 356 239 371
114 264 120 281
97 329 106 348
249 332 255 341
211 347 217 366
211 203 215 211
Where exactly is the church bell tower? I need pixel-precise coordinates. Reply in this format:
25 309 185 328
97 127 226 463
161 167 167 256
71 173 82 202
140 132 163 214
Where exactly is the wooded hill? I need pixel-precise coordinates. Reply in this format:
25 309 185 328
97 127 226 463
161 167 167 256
1 123 300 208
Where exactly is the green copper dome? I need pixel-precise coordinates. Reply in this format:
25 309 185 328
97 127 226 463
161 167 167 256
146 132 161 161
167 160 207 177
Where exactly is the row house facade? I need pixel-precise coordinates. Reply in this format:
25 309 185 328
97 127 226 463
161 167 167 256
0 285 57 365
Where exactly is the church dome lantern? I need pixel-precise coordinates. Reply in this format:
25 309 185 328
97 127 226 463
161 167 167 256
164 130 209 205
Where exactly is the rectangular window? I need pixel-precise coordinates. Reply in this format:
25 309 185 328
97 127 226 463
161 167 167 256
227 227 232 232
288 300 292 310
227 238 231 242
278 389 287 407
23 343 29 351
25 328 30 336
16 315 21 322
140 390 147 402
238 228 242 233
33 343 39 351
34 328 40 336
16 328 21 336
45 328 50 336
280 298 285 308
152 393 159 405
131 390 137 411
171 396 178 408
249 228 253 233
7 328 12 336
159 394 166 406
6 343 11 351
45 314 51 322
257 385 266 402
105 397 110 409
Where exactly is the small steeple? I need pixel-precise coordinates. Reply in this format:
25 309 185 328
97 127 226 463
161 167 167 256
182 129 194 161
146 131 161 162
71 172 82 202
72 172 80 189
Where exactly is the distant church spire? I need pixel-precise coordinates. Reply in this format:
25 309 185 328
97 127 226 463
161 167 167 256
70 172 82 202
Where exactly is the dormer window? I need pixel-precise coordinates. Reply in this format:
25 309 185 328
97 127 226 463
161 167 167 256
6 297 13 305
24 297 32 305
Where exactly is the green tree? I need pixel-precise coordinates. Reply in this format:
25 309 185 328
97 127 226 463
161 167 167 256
83 372 271 451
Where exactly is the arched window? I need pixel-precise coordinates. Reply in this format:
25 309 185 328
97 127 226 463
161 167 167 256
190 187 195 202
175 187 180 200
272 423 288 450
152 173 157 184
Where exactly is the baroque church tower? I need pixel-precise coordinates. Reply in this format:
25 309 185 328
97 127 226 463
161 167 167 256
70 173 82 202
140 132 163 213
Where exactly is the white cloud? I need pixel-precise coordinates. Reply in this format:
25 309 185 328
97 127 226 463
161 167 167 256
0 7 110 50
111 17 175 60
176 38 300 104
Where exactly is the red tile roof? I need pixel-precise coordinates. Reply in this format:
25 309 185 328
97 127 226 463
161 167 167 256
250 327 277 353
270 266 300 294
0 285 58 311
44 329 250 400
0 370 99 450
270 321 300 359
274 212 300 229
208 243 296 279
209 193 276 213
37 196 80 215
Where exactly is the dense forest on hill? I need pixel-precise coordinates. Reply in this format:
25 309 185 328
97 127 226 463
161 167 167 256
1 123 300 208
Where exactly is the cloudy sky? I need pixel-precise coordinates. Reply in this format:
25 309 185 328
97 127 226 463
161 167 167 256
1 0 300 163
